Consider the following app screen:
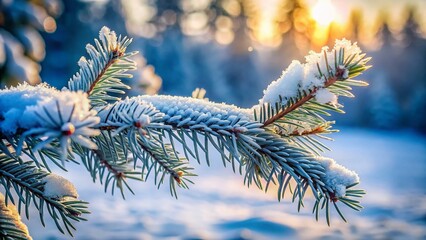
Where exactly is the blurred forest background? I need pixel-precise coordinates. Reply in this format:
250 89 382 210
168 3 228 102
1 0 426 132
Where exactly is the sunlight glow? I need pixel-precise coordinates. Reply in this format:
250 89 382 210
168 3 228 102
251 0 282 47
258 18 275 42
255 17 282 47
311 0 336 26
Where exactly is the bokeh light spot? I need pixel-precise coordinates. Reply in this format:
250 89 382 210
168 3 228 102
215 29 235 45
43 17 57 33
311 0 336 26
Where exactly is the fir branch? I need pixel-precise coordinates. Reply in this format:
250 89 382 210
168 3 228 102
72 134 142 198
85 52 119 96
0 154 89 236
96 97 195 196
67 27 137 106
99 95 361 209
133 95 364 222
93 148 141 198
0 27 373 234
262 74 340 127
257 40 371 132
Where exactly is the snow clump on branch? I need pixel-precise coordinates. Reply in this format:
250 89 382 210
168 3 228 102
314 157 359 197
42 173 79 199
259 39 361 106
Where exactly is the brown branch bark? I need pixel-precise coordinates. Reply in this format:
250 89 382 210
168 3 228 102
288 125 328 137
86 50 120 95
137 140 182 184
97 126 119 131
93 149 123 178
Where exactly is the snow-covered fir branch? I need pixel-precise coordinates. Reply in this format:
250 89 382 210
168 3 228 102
0 83 100 166
66 27 137 107
0 154 89 236
256 39 370 130
96 94 362 206
0 27 372 237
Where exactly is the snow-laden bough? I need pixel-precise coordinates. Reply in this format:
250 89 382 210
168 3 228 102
0 27 371 236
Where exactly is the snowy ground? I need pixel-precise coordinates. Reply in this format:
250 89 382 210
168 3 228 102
24 127 426 240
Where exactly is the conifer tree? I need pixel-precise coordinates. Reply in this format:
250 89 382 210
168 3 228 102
0 27 371 238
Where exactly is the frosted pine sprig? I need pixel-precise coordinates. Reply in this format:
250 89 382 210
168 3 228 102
101 93 363 206
0 26 372 237
0 84 100 165
256 39 371 130
17 91 100 164
97 96 165 136
66 27 137 106
0 154 89 236
133 95 360 205
260 39 364 106
138 95 255 132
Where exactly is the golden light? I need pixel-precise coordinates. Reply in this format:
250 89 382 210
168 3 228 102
215 16 235 45
311 0 336 26
215 30 235 45
255 17 282 47
258 18 275 41
249 0 282 47
221 0 241 17
181 12 209 36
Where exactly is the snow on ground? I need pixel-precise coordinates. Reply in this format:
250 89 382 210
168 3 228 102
24 127 426 239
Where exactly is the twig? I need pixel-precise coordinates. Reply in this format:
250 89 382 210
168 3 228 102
93 149 123 178
262 67 346 128
86 49 121 95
